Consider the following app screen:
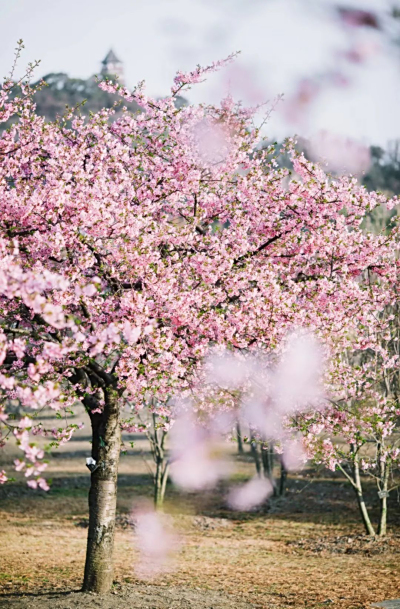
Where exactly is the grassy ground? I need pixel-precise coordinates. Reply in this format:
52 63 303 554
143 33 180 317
0 418 400 608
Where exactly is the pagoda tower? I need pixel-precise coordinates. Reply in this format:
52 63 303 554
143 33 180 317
100 49 124 83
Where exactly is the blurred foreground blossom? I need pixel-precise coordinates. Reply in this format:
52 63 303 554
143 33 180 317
204 331 325 503
272 333 324 415
308 130 371 175
189 118 232 168
169 409 231 491
205 350 255 389
207 331 325 439
281 436 307 472
227 476 273 511
223 64 267 106
282 78 320 127
166 331 326 509
337 7 380 29
132 503 180 579
342 39 381 64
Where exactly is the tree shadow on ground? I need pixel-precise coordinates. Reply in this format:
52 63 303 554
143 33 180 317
182 468 400 533
0 589 79 598
0 585 256 609
2 443 400 534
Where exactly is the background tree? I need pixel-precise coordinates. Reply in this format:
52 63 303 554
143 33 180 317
33 72 141 121
298 283 400 537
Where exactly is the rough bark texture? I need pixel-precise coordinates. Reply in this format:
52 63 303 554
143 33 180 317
82 388 121 594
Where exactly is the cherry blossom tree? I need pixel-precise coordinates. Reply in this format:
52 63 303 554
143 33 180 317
299 263 400 537
294 204 399 538
0 43 398 592
0 238 89 490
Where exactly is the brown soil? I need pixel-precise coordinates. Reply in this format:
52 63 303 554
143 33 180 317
0 584 257 609
1 420 400 608
287 534 400 556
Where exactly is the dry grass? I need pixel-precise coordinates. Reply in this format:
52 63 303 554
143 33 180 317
1 420 400 608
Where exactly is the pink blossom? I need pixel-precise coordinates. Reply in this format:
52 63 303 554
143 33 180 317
171 53 239 95
18 417 32 429
81 283 97 297
13 459 25 472
24 445 44 463
123 321 141 344
37 477 50 491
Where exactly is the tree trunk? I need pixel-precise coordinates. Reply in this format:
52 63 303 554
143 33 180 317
83 388 121 594
149 415 169 509
378 462 390 537
261 442 273 478
261 442 278 494
279 461 287 497
250 433 261 477
160 461 170 505
154 458 169 509
352 452 375 537
236 422 244 455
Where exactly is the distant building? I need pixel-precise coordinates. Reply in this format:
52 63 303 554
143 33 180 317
101 49 124 83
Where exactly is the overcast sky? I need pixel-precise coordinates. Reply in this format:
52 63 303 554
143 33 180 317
0 0 399 145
